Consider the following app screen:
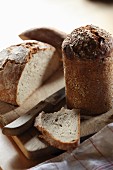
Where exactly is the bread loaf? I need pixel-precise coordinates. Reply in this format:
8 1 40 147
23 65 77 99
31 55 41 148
19 27 67 58
34 107 80 150
0 40 61 105
62 25 113 115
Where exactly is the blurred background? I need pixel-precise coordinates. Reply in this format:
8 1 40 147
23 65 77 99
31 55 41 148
0 0 113 50
0 1 113 169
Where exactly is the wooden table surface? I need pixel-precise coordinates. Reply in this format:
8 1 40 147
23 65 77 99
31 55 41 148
0 0 113 169
0 125 41 170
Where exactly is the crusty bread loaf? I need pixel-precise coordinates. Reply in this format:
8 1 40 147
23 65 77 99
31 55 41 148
19 27 67 58
62 25 113 115
34 107 80 150
0 40 61 105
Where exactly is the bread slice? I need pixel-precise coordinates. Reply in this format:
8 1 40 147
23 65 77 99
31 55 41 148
0 40 61 105
34 107 80 150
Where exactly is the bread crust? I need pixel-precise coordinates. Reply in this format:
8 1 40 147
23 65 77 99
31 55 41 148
62 25 113 60
0 61 25 105
19 27 67 58
63 56 113 115
62 25 113 115
39 129 79 151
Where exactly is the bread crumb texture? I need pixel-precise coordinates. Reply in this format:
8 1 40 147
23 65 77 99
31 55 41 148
34 107 80 150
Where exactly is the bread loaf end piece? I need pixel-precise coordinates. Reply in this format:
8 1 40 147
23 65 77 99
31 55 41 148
34 107 80 150
0 40 61 105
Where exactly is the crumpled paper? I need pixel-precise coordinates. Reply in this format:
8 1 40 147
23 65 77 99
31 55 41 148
29 123 113 170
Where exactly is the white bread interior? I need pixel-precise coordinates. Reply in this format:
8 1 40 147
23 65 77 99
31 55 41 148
34 107 80 150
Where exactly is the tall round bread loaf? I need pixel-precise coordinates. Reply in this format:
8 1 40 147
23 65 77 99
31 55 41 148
62 25 113 115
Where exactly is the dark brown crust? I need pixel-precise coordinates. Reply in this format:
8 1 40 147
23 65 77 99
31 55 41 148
63 55 113 115
62 25 113 115
62 25 113 59
0 61 25 105
19 27 67 58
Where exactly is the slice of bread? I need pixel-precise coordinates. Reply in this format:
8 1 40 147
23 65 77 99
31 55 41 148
34 107 80 150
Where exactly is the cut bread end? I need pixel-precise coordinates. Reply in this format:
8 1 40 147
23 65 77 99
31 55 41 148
34 107 80 150
0 40 61 106
16 47 60 105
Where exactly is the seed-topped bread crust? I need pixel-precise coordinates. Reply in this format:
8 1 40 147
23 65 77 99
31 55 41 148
62 25 113 115
62 25 113 60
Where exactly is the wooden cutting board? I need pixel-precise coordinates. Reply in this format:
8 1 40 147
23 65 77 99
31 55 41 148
1 67 113 161
0 68 65 160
